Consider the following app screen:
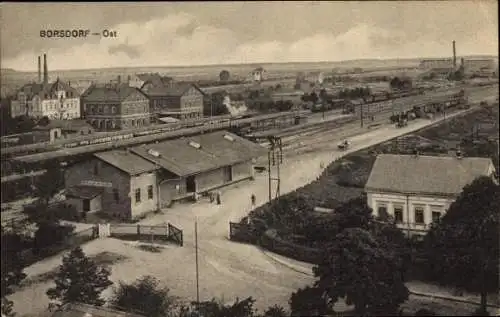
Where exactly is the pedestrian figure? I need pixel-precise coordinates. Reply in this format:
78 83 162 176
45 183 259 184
371 115 374 121
216 191 221 205
251 194 256 208
209 192 215 203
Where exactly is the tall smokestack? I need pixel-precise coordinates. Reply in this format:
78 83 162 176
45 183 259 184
43 53 48 84
452 40 457 68
38 56 41 83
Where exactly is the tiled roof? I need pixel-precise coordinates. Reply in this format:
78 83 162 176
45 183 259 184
82 84 147 102
18 78 79 100
130 130 268 177
66 185 104 199
94 150 159 175
145 83 204 97
52 302 144 317
365 154 494 196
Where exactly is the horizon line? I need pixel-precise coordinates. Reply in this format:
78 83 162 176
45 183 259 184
3 54 497 73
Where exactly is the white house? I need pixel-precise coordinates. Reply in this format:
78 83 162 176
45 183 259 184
10 78 80 119
365 154 496 236
250 67 265 82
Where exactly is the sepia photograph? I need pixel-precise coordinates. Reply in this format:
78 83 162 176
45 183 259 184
0 1 498 316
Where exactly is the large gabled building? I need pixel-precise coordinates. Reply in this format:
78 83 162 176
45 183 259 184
144 83 205 120
365 154 496 236
64 131 267 221
81 83 150 131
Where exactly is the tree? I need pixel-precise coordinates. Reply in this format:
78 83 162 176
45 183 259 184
423 176 499 315
46 247 113 307
219 70 230 82
289 286 330 316
313 228 409 316
182 297 257 317
334 196 373 231
111 276 174 317
263 304 287 317
1 226 28 317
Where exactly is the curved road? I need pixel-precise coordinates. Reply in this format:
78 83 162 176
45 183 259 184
10 86 498 316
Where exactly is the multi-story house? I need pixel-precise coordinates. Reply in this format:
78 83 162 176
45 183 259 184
81 83 150 131
145 83 205 120
10 78 81 119
365 154 496 236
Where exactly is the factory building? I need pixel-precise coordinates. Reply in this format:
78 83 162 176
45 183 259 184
10 54 81 119
81 83 150 131
64 131 267 220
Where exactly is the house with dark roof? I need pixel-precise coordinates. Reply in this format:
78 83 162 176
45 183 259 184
10 78 81 119
127 73 173 91
144 83 205 120
81 83 150 131
64 131 267 220
365 154 496 235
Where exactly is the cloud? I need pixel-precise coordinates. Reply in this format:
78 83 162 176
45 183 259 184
108 44 141 59
2 13 497 71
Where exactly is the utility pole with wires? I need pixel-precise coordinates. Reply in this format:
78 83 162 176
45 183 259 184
267 135 283 202
194 218 200 309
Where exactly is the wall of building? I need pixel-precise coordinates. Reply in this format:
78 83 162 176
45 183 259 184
65 159 132 219
180 86 204 117
231 161 254 181
367 191 454 235
129 172 158 219
196 168 225 192
159 178 186 208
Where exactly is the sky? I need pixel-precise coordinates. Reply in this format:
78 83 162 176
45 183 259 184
1 1 498 71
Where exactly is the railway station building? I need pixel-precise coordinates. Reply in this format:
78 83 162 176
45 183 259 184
81 83 150 131
64 131 267 220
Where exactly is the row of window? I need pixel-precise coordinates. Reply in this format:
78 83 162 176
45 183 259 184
44 102 78 111
378 205 441 225
135 186 154 203
88 118 149 130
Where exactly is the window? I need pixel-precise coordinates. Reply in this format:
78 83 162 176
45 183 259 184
147 185 154 200
432 211 441 223
135 188 141 203
377 204 388 219
113 189 119 202
414 207 425 224
112 106 117 114
393 205 404 223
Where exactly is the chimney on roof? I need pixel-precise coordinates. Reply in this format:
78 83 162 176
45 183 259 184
452 40 457 69
37 56 41 83
43 53 48 85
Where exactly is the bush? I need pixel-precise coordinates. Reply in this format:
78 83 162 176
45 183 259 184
415 308 436 316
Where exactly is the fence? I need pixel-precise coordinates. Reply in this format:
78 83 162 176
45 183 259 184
259 229 321 264
229 221 259 244
107 223 183 247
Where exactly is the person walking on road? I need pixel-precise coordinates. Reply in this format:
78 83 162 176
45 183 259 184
216 191 221 205
251 194 256 209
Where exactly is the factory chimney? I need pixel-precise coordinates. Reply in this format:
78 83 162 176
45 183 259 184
38 56 41 83
43 53 48 85
452 40 457 68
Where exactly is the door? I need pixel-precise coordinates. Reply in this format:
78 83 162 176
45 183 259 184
223 166 233 183
186 176 196 193
82 199 90 212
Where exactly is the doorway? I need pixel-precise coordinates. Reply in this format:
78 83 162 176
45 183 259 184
223 166 233 183
82 199 90 212
186 176 196 193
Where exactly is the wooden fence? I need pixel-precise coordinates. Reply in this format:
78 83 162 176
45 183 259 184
107 223 183 247
229 222 259 244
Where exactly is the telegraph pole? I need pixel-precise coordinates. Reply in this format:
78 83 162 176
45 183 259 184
195 219 200 307
360 103 364 127
267 136 283 202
